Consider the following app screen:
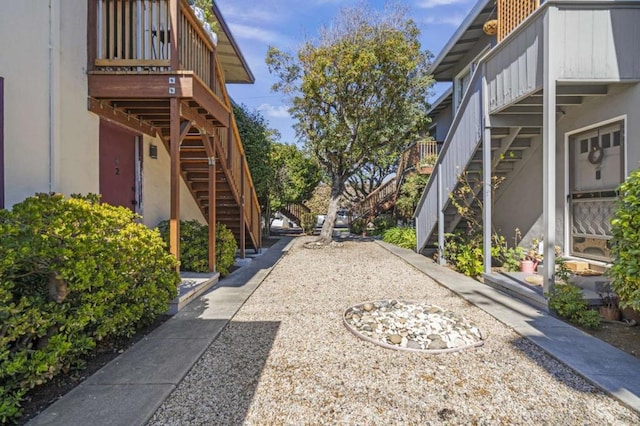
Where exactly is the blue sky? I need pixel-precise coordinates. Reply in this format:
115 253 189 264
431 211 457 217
216 0 477 143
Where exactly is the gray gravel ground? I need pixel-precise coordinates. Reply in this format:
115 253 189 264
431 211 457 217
149 237 640 425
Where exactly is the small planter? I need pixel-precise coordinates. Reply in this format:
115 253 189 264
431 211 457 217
599 306 621 321
520 260 538 273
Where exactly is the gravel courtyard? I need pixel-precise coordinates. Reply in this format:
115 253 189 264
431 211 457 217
149 237 640 425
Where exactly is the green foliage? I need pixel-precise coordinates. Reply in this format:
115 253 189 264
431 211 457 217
301 213 317 234
547 285 601 329
350 217 366 235
396 173 429 221
0 193 179 422
233 104 275 212
193 0 218 31
382 227 416 250
372 214 395 236
442 232 484 278
270 142 322 212
157 220 238 276
266 4 433 240
610 168 640 310
304 183 331 216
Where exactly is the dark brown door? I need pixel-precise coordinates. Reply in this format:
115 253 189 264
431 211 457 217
99 120 138 211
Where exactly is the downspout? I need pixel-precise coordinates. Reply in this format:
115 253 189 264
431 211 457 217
48 0 55 192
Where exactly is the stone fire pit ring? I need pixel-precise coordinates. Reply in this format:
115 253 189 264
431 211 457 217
343 300 484 353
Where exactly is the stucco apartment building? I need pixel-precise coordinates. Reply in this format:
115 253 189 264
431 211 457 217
0 0 262 270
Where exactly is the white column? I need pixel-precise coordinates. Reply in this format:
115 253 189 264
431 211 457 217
543 7 558 294
437 164 445 265
482 66 492 274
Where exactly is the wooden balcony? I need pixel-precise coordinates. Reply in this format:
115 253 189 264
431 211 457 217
87 0 261 270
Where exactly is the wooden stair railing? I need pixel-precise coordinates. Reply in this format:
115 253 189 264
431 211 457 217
279 203 311 226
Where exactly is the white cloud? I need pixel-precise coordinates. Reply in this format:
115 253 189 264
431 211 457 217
258 103 290 119
228 23 287 44
421 13 466 26
417 0 470 8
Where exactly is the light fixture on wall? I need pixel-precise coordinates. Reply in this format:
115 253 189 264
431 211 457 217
149 144 158 159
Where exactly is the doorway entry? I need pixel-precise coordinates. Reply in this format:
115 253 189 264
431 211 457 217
568 119 624 261
99 120 141 212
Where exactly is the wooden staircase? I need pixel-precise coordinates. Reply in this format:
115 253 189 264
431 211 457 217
278 203 311 226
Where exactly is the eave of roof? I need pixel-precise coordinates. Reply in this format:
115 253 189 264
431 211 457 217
211 2 255 84
427 86 453 118
428 0 494 82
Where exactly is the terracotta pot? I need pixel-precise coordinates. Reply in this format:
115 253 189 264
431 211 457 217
599 306 621 321
520 260 537 273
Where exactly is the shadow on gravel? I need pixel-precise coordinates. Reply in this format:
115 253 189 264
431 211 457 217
150 320 281 425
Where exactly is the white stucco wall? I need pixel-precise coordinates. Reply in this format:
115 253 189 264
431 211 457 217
141 135 206 228
0 1 99 207
0 2 53 206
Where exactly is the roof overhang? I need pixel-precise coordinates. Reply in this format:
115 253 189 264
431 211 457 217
427 87 453 118
428 0 495 81
211 2 255 84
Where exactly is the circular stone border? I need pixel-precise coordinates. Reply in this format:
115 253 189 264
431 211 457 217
343 300 485 353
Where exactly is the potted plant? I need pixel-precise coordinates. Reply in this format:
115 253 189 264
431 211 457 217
597 282 621 321
520 239 543 273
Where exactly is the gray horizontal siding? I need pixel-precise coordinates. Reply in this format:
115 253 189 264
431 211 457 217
486 12 544 113
556 6 640 80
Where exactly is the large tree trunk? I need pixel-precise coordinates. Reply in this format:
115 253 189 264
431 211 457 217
318 178 344 243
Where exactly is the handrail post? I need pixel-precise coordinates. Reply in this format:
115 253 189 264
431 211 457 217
169 0 179 70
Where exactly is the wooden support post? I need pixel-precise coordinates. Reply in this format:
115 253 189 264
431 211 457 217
227 112 232 169
87 0 97 71
169 0 179 70
169 97 180 268
239 156 246 259
208 153 216 272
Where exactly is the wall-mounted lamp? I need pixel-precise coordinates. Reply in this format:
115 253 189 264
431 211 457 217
149 144 158 159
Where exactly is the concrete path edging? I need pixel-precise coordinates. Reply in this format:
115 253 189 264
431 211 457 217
29 237 294 426
375 240 640 414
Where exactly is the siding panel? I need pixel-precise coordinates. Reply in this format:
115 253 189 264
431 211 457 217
557 7 640 80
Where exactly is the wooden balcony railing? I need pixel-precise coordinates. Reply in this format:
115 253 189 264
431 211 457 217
94 0 222 95
498 0 540 41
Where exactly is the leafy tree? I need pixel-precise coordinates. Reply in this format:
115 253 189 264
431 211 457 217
270 142 322 213
266 3 433 243
304 182 332 216
395 172 429 223
344 161 397 204
233 103 275 227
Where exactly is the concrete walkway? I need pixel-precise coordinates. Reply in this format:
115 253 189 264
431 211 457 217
30 237 295 426
30 237 640 425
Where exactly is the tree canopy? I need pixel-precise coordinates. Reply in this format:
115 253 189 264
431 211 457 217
269 142 322 212
266 3 433 242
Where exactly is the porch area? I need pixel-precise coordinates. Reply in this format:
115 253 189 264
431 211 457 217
415 0 640 295
87 0 261 271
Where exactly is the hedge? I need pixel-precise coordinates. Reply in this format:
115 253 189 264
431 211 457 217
0 193 179 423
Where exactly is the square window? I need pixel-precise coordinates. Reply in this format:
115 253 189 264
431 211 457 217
590 136 598 150
580 139 588 153
602 133 611 149
613 130 621 146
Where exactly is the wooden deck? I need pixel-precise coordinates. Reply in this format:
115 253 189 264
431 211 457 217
87 0 261 271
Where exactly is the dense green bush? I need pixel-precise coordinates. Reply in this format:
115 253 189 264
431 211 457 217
350 217 366 235
382 227 416 250
547 284 601 329
0 193 179 423
372 214 395 235
157 220 238 275
300 213 316 234
610 168 640 310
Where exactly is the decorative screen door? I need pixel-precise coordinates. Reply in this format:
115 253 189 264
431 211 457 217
569 121 624 261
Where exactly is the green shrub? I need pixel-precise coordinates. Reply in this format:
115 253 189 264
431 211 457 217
372 214 395 235
0 193 179 422
157 220 238 275
350 217 366 235
382 227 416 250
443 232 484 278
610 168 640 310
547 285 601 329
301 213 316 234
